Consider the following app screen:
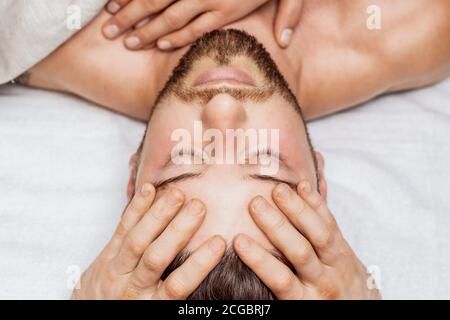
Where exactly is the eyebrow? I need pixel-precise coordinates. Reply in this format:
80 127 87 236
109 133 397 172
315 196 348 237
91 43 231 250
154 172 203 190
153 171 297 191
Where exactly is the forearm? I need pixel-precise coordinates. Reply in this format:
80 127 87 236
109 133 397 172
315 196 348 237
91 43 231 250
25 11 159 121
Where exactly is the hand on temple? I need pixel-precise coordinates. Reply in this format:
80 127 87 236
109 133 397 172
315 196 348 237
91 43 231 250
72 185 226 299
234 182 382 299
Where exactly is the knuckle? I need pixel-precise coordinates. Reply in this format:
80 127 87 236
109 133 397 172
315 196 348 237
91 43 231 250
339 240 355 259
292 245 312 265
188 25 205 41
297 199 308 215
273 271 296 294
164 277 188 299
115 221 129 237
314 230 333 250
124 236 144 257
309 194 324 210
142 0 158 12
167 221 183 236
271 216 287 231
115 12 134 28
123 283 141 300
104 263 118 284
318 281 339 299
142 251 166 273
163 10 182 29
326 214 339 231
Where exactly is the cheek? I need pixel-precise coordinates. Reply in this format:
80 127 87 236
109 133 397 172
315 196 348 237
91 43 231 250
142 105 200 174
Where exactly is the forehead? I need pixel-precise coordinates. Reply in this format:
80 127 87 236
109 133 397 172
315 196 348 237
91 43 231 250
152 166 285 251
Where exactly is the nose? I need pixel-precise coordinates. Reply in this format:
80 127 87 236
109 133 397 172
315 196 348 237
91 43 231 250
201 93 247 131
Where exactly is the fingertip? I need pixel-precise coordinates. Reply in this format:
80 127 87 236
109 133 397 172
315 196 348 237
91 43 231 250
208 235 226 254
297 180 312 195
106 1 121 14
125 36 141 49
103 23 120 39
187 198 206 217
279 28 293 48
234 233 252 252
140 183 155 197
157 39 173 51
249 195 267 214
167 187 185 205
272 183 291 201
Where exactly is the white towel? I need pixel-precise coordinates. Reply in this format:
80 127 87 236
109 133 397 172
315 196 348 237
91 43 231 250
0 0 107 84
1 79 450 299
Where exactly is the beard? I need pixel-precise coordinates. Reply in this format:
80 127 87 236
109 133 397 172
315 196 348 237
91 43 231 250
153 29 300 109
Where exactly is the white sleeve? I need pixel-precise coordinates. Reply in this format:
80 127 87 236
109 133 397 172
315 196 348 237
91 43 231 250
0 0 108 84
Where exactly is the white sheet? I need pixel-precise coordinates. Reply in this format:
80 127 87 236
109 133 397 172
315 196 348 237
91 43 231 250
0 80 449 299
0 0 107 84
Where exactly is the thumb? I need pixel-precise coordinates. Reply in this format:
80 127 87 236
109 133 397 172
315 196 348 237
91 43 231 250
274 0 304 48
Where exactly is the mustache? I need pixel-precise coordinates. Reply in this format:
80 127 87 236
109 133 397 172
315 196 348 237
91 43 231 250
174 85 275 104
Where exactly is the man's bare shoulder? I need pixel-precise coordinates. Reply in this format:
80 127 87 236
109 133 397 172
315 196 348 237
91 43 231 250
296 0 450 120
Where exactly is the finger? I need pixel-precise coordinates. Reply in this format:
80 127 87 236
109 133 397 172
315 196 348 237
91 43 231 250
125 0 206 49
274 0 304 48
157 11 224 50
134 17 151 29
157 235 226 299
131 199 206 288
105 0 131 14
102 0 176 39
297 180 337 231
297 180 352 264
233 234 303 299
249 196 324 283
113 183 156 242
112 188 185 274
273 183 338 264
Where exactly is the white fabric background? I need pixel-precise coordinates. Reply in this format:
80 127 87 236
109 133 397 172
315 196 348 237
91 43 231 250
0 80 449 299
0 0 107 84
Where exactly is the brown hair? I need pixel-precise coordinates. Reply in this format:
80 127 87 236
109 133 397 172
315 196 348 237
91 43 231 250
161 246 294 300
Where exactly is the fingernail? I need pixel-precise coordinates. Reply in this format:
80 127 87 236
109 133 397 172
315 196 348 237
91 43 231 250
188 199 204 216
157 40 172 50
237 235 251 250
209 236 224 253
166 188 183 206
300 181 311 193
141 183 153 196
135 17 150 29
275 183 291 199
107 1 120 13
125 36 141 48
252 196 267 213
280 28 293 47
104 24 119 38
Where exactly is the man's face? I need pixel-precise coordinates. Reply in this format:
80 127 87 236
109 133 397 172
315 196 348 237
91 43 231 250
134 30 318 253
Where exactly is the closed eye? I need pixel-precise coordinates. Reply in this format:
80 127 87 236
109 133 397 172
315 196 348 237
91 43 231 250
247 174 297 191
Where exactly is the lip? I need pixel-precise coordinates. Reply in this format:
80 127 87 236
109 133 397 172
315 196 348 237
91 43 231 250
194 67 256 87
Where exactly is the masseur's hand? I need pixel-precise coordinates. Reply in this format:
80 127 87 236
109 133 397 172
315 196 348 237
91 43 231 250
72 184 226 299
102 0 303 50
234 182 382 299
